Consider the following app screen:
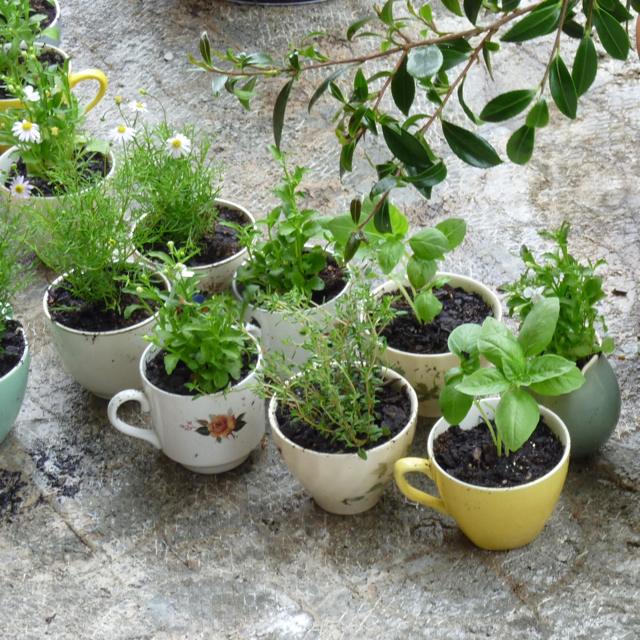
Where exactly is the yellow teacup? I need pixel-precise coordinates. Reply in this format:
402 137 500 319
0 45 108 151
394 398 570 551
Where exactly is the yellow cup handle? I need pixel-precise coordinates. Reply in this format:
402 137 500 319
394 457 451 517
68 69 108 114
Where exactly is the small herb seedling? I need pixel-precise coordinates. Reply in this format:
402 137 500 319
235 145 333 306
503 221 614 361
440 298 585 455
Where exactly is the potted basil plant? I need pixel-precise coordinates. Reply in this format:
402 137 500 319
502 221 619 457
395 297 585 550
329 198 501 417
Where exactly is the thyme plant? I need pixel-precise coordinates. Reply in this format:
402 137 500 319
502 221 614 361
257 276 401 459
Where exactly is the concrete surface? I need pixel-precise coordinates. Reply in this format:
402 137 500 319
2 0 640 638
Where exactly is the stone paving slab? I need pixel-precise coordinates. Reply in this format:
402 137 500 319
1 0 639 638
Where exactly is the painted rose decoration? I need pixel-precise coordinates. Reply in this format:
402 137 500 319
181 412 246 442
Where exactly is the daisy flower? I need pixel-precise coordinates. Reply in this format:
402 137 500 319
165 133 191 158
9 175 33 199
12 120 41 143
23 85 40 102
108 124 136 145
128 100 147 114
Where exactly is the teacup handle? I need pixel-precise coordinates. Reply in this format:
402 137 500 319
107 389 161 450
394 457 451 517
68 68 108 115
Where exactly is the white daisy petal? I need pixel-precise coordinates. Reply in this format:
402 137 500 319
108 124 136 145
12 120 41 143
23 85 40 102
9 175 33 199
128 101 147 113
165 134 191 159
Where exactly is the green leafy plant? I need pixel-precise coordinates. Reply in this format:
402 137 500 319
0 212 31 343
191 0 636 240
502 221 614 361
235 145 334 306
439 297 585 455
108 92 225 257
256 275 401 459
326 195 466 323
0 0 59 74
27 179 147 312
0 52 109 192
127 248 257 397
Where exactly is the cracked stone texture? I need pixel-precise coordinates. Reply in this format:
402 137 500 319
2 0 640 638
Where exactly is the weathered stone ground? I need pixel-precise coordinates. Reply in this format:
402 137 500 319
1 0 639 638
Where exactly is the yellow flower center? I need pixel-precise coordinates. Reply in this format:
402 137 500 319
14 184 24 194
118 125 126 134
23 122 33 131
137 103 143 109
172 139 182 148
115 95 122 104
51 126 59 136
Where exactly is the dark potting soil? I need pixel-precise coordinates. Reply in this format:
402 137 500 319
145 347 259 396
141 206 250 267
10 153 112 197
0 49 64 99
276 380 412 454
29 0 58 26
433 417 565 488
0 320 26 379
382 284 494 355
311 256 348 306
47 281 156 332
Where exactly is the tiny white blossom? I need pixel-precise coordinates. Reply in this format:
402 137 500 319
23 85 40 102
165 134 191 158
108 124 136 145
174 262 195 279
523 286 546 305
9 175 33 199
128 100 147 113
12 119 41 143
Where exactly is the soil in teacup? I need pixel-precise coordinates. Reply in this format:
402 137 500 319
9 153 113 197
47 281 154 332
311 256 348 306
276 381 412 454
382 284 494 354
145 348 259 396
0 49 64 100
433 418 565 488
141 206 250 267
0 320 26 378
30 0 58 27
